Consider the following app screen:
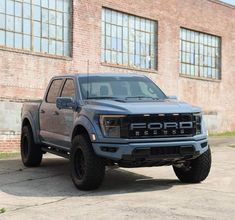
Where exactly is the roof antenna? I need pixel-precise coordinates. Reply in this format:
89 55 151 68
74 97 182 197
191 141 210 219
86 60 90 99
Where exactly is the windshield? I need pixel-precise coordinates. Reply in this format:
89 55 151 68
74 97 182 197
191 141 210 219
78 75 167 100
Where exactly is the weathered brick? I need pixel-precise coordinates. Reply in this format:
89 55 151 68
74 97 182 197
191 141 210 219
0 135 20 152
0 0 235 151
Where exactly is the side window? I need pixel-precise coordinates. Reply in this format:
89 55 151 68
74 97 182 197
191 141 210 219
46 79 63 103
61 79 75 98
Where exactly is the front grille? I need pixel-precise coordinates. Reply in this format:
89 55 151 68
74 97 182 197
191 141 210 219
120 113 198 138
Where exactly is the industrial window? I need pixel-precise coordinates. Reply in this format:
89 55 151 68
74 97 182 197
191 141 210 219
0 0 71 56
101 8 157 70
180 28 221 80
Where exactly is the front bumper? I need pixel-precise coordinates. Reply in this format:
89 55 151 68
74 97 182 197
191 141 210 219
92 137 208 161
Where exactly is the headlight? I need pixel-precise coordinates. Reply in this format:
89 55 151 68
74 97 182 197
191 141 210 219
99 115 126 138
193 113 202 135
201 116 208 136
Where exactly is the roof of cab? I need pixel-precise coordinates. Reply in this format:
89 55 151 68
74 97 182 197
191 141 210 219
53 73 145 79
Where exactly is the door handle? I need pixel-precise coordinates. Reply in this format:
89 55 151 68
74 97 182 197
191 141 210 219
53 111 59 116
40 109 45 114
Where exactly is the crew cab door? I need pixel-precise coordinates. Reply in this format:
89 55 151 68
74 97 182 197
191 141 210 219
39 78 63 144
54 78 76 148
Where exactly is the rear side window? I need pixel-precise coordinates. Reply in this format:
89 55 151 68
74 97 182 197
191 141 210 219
46 79 63 103
61 79 75 98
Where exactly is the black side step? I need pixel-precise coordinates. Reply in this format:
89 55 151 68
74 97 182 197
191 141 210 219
42 146 70 159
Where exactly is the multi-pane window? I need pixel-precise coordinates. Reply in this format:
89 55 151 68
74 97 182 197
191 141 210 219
102 8 157 70
0 0 71 56
180 28 221 79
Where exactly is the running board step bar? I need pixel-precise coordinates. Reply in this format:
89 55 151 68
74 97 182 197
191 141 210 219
42 146 70 159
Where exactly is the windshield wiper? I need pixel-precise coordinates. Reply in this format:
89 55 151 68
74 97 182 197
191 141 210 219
124 96 159 100
87 96 124 101
87 96 162 101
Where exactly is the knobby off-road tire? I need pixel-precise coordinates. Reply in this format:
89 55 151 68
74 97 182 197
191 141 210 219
173 147 211 183
21 126 43 167
71 134 105 190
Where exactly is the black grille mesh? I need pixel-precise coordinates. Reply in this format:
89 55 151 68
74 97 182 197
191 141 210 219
120 114 197 138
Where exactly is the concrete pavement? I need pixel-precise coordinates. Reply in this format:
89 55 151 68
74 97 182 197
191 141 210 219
0 138 235 220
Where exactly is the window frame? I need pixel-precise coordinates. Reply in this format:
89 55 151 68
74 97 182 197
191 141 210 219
0 0 72 57
179 27 222 80
60 78 76 98
46 78 63 103
78 76 167 100
101 7 158 71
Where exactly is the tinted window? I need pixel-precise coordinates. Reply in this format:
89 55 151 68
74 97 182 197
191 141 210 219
79 76 166 100
46 79 62 103
61 79 75 98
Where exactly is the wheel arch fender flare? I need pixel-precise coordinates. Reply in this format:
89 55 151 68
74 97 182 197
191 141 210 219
71 115 98 142
21 113 40 144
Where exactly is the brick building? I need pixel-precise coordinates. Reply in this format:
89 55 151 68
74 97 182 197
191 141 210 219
0 0 235 151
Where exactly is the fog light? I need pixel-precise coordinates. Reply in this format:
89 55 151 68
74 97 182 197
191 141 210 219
101 147 118 153
201 142 208 148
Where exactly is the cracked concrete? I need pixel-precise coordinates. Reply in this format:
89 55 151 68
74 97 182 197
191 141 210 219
0 137 235 220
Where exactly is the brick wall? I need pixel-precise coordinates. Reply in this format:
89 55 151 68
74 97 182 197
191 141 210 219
0 0 235 151
0 133 20 152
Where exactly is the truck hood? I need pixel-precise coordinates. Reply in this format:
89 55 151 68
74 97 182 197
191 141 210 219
84 99 201 115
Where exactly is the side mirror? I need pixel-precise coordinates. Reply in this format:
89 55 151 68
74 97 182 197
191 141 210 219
56 97 77 110
167 95 178 100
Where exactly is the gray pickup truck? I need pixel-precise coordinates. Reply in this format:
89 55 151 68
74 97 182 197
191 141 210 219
21 73 211 190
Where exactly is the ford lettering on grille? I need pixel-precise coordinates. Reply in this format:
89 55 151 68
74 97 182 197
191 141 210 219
121 114 197 138
130 122 193 130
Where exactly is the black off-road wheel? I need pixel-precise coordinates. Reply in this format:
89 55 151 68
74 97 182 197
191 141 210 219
71 134 105 191
173 147 211 183
21 125 43 167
